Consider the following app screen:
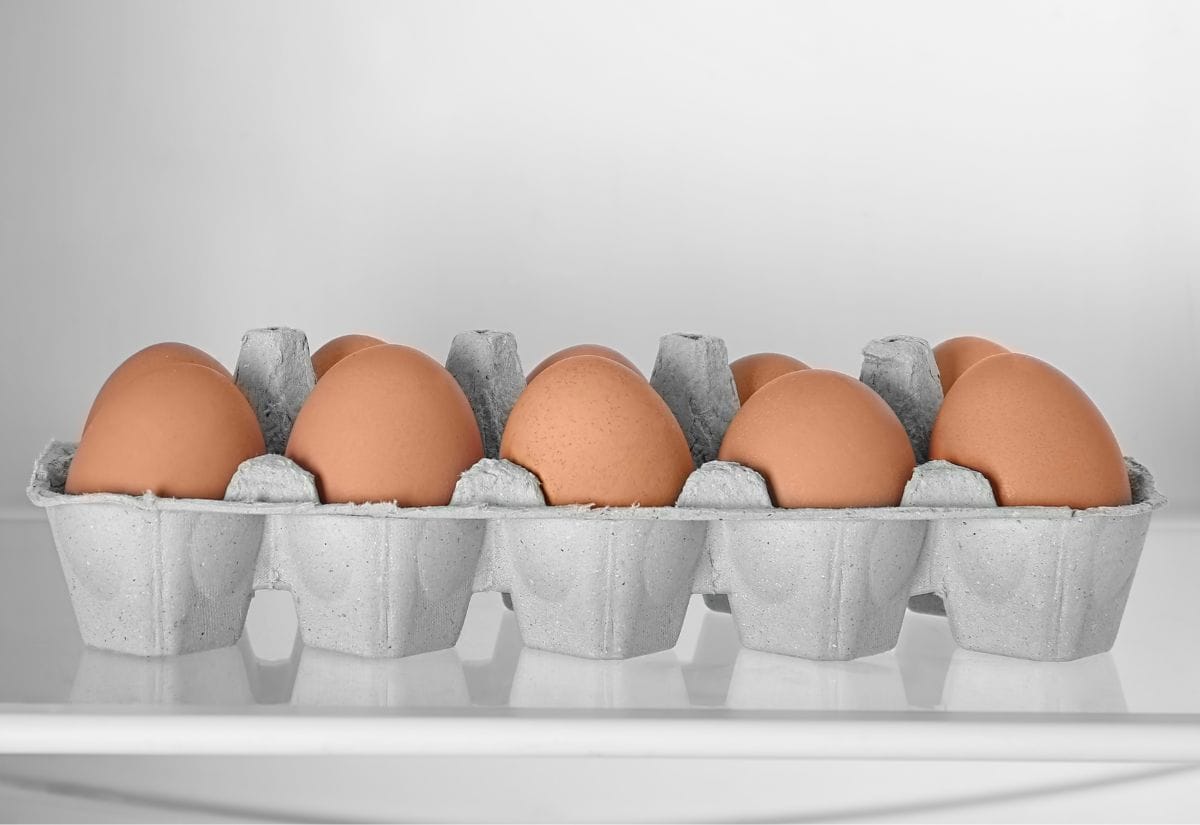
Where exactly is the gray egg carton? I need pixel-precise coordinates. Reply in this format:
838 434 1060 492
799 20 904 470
27 329 1164 663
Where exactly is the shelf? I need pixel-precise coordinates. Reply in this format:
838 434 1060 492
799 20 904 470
1 516 1198 759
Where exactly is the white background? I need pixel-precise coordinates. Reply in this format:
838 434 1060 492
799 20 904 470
1 1 1197 514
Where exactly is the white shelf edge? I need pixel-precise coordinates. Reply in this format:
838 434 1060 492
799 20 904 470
0 713 1198 761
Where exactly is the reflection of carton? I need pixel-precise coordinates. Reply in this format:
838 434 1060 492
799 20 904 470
510 648 688 708
943 649 1126 713
291 647 469 707
29 329 1163 664
726 648 908 711
71 645 253 705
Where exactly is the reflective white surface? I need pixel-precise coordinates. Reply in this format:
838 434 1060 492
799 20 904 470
2 515 1199 719
3 516 1200 820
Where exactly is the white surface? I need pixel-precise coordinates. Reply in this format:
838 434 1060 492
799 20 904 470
1 0 1199 517
2 517 1200 743
5 714 1200 761
2 516 1200 820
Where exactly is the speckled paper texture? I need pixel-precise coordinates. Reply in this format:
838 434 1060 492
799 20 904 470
650 333 739 467
901 460 998 617
445 330 524 459
275 514 486 657
32 443 263 657
904 458 1161 661
234 327 315 455
682 461 926 660
677 460 772 615
860 335 943 464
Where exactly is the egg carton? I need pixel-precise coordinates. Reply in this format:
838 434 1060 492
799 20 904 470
27 329 1164 663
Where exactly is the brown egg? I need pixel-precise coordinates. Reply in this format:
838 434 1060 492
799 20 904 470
501 355 693 506
933 336 1010 395
929 354 1130 508
286 344 483 505
83 342 231 431
730 352 810 405
67 364 265 499
312 334 386 380
527 344 642 382
718 370 915 508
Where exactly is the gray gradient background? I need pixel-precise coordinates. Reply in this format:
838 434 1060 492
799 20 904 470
1 1 1197 514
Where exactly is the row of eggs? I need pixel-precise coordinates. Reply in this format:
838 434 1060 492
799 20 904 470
64 334 1132 511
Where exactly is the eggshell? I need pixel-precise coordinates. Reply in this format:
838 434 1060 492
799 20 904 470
933 336 1009 395
311 334 386 380
730 352 810 405
285 344 483 505
527 344 642 381
500 355 693 506
717 370 916 508
929 354 1131 508
83 342 231 431
66 364 266 499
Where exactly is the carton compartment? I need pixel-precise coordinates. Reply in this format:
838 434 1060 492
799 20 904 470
719 519 926 660
904 458 1161 661
32 442 263 658
276 515 486 658
680 460 927 661
502 519 706 659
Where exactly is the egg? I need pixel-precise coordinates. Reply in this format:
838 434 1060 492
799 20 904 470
527 344 642 381
929 354 1130 508
285 344 483 505
718 370 915 508
501 355 692 506
729 352 810 405
933 336 1009 395
83 342 230 431
67 363 265 499
311 334 386 380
